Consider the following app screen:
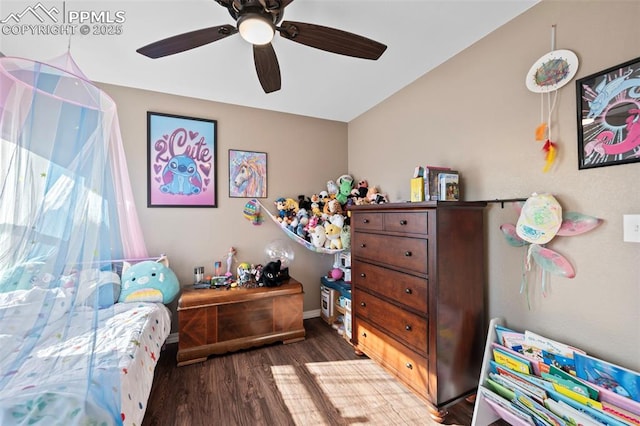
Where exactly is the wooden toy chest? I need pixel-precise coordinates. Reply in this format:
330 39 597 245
177 278 305 366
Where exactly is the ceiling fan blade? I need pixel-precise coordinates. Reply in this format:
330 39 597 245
137 25 238 59
253 43 281 93
259 0 294 10
279 21 386 60
278 0 295 8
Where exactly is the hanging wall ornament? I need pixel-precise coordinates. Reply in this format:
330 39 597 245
525 26 579 172
499 194 603 308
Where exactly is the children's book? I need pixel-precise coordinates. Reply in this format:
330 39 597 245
542 350 577 375
552 383 603 410
601 400 640 425
485 376 516 401
493 344 533 374
548 365 599 400
495 324 526 349
493 367 548 402
513 389 567 426
498 365 556 392
493 342 539 375
490 372 545 406
575 352 640 403
480 386 536 425
595 380 640 416
544 399 601 426
546 386 630 426
524 330 585 359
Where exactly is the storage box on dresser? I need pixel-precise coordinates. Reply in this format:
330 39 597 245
177 278 305 366
348 201 487 422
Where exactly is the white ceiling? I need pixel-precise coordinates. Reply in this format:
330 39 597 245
0 0 539 122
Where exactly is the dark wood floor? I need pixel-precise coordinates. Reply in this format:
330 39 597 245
142 318 475 426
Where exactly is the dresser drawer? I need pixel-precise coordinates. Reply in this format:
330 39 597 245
384 212 428 235
356 320 429 398
352 233 428 275
350 211 383 231
354 288 427 353
352 261 428 314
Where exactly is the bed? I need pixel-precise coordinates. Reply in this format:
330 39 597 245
0 262 175 426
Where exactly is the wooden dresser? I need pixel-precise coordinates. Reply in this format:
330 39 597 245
177 278 305 366
348 201 487 421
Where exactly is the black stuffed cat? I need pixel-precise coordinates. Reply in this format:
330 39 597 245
261 260 282 287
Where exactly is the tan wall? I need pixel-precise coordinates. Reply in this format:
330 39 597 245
348 0 640 369
98 83 348 332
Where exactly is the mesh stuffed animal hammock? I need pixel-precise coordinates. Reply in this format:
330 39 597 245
256 200 345 255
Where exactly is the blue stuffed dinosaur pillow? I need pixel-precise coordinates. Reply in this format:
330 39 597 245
118 256 179 304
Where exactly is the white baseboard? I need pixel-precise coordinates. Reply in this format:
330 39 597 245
166 309 321 344
304 309 321 319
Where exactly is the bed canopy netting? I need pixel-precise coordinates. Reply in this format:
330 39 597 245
0 54 150 424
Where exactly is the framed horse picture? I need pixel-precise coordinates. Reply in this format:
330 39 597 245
147 112 217 207
229 150 268 198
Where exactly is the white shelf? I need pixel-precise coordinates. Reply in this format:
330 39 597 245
471 317 505 426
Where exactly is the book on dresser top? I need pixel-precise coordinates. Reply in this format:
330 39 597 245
424 165 451 201
438 171 460 201
410 177 425 202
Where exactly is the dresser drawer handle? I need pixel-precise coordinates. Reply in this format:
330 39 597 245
360 243 366 248
360 273 366 278
405 325 412 331
404 251 412 257
405 288 412 294
400 220 407 225
361 332 367 338
363 218 370 224
360 302 366 307
405 362 413 370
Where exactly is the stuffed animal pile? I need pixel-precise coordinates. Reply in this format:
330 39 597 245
274 175 387 250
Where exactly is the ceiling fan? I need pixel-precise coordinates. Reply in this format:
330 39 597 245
136 0 387 93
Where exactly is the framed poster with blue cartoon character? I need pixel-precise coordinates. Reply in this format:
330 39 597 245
147 112 217 207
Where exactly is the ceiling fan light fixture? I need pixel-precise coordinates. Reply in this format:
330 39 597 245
238 13 275 45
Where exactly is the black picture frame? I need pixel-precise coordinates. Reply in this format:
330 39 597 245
147 112 217 207
576 56 640 170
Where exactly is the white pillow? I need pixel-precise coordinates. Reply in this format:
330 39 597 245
75 269 121 308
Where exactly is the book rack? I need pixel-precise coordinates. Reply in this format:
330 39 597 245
472 318 640 426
